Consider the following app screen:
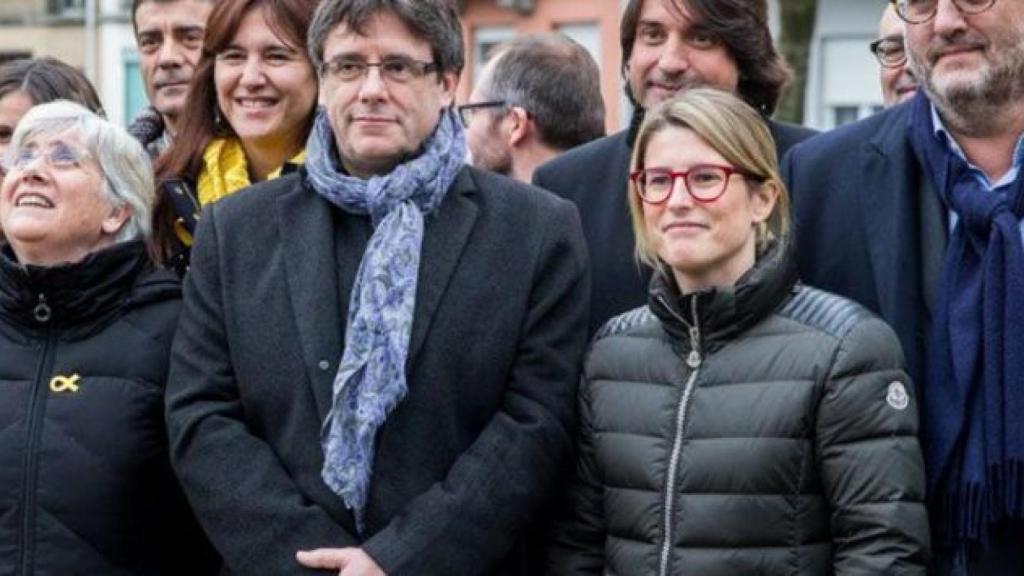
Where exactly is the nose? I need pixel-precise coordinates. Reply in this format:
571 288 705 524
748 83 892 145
239 55 266 87
357 66 387 102
665 175 694 209
656 35 691 75
933 0 969 36
17 160 47 182
157 38 184 68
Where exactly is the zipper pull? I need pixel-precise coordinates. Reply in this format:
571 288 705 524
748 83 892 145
33 293 51 324
686 298 701 368
686 325 701 368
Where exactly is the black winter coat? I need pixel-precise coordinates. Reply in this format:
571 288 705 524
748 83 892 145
545 243 930 575
0 242 218 575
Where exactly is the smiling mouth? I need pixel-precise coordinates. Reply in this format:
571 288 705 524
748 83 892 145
664 222 708 233
235 97 278 109
13 193 54 208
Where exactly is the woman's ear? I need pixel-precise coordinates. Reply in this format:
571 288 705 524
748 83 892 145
749 179 779 224
101 204 132 236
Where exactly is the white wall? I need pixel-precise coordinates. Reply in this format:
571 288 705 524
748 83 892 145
804 0 887 129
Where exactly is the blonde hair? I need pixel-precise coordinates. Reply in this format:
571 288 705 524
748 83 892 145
628 88 790 269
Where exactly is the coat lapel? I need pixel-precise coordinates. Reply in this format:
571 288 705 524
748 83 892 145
406 168 479 368
859 108 927 375
277 180 341 422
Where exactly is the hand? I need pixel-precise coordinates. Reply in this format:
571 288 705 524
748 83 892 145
296 547 386 576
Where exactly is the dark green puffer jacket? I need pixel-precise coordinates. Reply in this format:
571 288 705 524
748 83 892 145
545 242 930 575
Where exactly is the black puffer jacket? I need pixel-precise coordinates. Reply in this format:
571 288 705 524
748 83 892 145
0 242 218 575
545 242 930 575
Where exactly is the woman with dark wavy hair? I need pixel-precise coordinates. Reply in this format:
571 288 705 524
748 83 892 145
154 0 319 275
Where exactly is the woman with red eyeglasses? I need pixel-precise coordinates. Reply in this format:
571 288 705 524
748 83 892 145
544 88 930 575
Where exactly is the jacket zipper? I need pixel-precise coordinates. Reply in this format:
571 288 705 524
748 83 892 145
19 294 55 576
657 296 702 576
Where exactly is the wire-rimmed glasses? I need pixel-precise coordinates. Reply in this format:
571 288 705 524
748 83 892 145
870 36 908 68
891 0 997 25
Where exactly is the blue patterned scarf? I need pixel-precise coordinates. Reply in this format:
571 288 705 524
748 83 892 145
907 91 1024 547
304 107 465 531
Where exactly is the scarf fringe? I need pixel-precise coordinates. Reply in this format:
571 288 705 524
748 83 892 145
936 459 1024 547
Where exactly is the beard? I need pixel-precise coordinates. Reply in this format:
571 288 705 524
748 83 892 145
913 28 1024 133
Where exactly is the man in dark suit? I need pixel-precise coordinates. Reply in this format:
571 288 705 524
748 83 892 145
783 0 1024 572
533 0 815 333
164 1 589 575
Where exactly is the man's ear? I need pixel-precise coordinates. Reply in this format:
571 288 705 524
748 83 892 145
507 106 531 147
438 71 459 107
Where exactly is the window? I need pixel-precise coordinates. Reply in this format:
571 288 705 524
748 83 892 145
123 50 149 125
818 36 884 128
472 26 516 85
50 0 85 16
0 52 32 66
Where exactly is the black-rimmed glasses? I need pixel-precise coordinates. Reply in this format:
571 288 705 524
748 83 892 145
630 164 747 204
891 0 997 25
456 101 507 128
321 56 438 84
870 36 908 68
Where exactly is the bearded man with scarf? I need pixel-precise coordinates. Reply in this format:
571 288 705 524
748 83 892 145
164 1 589 575
783 0 1024 573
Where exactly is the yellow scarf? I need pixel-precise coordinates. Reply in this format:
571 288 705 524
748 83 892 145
196 138 306 206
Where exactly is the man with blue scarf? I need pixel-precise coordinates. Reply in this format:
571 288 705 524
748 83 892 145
164 1 590 574
782 0 1024 573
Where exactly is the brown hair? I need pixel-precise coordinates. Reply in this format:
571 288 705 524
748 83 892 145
154 0 317 186
628 88 790 268
0 57 104 116
619 0 791 115
152 0 318 261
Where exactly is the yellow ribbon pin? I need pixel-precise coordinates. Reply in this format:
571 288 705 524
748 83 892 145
49 374 81 393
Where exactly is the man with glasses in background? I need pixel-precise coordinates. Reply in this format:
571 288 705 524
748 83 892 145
872 3 919 106
458 34 605 183
165 1 590 574
784 1 1024 572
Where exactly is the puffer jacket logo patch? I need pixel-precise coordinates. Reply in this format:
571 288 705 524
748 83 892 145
49 374 81 394
886 381 909 410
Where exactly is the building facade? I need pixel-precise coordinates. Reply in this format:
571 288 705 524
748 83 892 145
0 0 887 132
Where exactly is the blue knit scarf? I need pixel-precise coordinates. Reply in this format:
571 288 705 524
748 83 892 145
907 91 1024 547
304 107 466 531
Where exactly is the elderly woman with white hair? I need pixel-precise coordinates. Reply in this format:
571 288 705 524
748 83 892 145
0 101 218 574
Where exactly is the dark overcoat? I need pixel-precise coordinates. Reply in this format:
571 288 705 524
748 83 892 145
165 166 590 575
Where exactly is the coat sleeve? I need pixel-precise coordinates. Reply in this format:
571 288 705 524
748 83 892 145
815 316 930 574
165 205 358 575
360 200 591 575
542 372 606 575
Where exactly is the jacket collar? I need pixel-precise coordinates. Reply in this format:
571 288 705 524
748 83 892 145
648 240 798 350
0 241 152 333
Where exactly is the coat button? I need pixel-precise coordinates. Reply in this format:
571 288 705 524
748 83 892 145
318 360 330 371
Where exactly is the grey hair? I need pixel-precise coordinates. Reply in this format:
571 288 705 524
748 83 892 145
480 34 605 150
6 100 154 242
307 0 464 76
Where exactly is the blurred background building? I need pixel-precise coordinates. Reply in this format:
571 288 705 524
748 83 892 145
0 0 888 131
